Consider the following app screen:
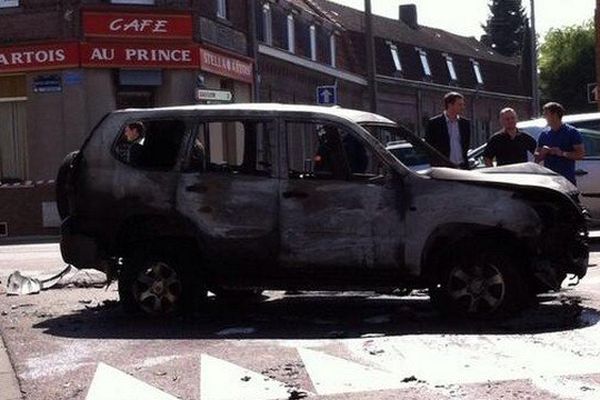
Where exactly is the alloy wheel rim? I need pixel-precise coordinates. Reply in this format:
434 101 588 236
133 261 182 315
447 262 506 315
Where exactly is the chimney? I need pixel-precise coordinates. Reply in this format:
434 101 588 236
399 4 418 29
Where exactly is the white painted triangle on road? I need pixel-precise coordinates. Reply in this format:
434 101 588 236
85 362 177 400
297 347 408 395
531 376 600 400
200 354 295 400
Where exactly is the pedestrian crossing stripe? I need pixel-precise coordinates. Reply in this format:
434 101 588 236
298 347 414 395
200 353 305 400
85 362 177 400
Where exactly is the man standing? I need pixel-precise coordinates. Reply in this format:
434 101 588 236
534 102 585 185
483 108 536 167
425 92 471 168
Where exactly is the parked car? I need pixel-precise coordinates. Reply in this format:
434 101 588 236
57 104 589 319
468 112 600 224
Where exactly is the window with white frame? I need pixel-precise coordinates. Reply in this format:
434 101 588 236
310 25 317 61
330 33 337 67
445 55 457 81
416 48 431 77
287 14 295 53
262 3 273 45
217 0 227 19
389 42 402 72
472 60 484 84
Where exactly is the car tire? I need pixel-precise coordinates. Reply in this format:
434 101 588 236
119 246 205 316
430 245 529 319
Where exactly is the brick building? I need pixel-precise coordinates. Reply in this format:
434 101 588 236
0 0 255 238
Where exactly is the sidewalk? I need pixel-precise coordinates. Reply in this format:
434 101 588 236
0 335 21 400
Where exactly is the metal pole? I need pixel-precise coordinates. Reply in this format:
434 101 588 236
530 0 540 116
364 0 378 112
248 0 260 102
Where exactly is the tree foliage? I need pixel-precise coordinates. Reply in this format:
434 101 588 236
481 0 528 57
539 21 596 112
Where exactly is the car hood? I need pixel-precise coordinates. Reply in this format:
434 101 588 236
427 162 577 194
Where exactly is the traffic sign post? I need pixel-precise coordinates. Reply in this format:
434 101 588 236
316 85 337 106
195 89 233 103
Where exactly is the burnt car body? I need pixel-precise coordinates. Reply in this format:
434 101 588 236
58 104 589 318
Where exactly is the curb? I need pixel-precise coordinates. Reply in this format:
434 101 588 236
0 335 22 400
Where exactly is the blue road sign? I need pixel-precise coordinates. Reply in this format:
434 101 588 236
316 85 337 105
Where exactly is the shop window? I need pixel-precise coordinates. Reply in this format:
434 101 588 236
261 3 273 45
445 55 457 81
112 119 188 170
0 75 27 181
286 122 383 181
472 60 484 85
217 0 228 19
287 14 295 53
416 48 432 77
116 90 154 109
186 120 274 176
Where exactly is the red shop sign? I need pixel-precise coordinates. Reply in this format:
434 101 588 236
199 48 253 84
82 11 193 40
0 42 79 73
81 42 198 69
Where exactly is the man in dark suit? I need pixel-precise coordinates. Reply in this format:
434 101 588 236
425 92 471 168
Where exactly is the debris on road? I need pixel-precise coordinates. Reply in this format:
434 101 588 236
215 327 257 336
5 265 108 295
6 265 73 295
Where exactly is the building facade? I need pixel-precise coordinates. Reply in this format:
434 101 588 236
0 0 254 237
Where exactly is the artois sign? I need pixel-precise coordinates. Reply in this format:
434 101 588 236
0 42 79 73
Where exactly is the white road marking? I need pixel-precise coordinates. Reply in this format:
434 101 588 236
531 376 600 400
85 362 177 400
345 322 600 386
200 354 294 400
297 347 412 395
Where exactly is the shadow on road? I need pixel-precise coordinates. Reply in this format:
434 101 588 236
32 291 600 340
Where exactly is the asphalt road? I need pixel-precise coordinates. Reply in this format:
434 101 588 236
1 242 600 400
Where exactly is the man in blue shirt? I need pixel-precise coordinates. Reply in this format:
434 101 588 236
534 102 585 184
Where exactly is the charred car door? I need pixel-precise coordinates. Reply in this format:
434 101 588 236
279 120 405 275
176 118 279 273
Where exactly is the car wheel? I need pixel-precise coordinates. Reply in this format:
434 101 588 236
119 248 204 316
430 246 528 318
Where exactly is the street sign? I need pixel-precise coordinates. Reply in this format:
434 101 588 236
587 83 598 104
195 89 233 103
316 85 337 105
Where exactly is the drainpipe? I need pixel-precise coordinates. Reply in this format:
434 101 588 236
248 0 260 102
530 0 539 116
364 0 378 112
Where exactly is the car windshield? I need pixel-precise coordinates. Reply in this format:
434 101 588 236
360 123 454 171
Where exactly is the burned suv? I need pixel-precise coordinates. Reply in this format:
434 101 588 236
57 104 589 318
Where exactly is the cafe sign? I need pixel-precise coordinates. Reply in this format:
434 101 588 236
80 42 198 68
82 11 193 40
